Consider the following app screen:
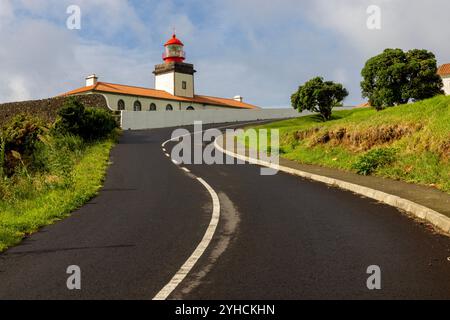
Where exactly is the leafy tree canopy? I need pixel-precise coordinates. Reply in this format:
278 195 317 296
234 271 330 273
361 48 443 110
291 77 348 121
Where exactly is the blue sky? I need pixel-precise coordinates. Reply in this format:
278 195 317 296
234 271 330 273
1 0 450 107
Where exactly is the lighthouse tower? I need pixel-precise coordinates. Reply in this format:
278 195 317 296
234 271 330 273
154 34 196 98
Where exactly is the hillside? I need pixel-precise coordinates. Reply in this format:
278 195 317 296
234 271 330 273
249 95 450 193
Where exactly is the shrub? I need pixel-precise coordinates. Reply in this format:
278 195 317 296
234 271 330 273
0 138 5 177
32 134 84 182
82 108 117 140
55 97 85 137
0 114 47 176
55 97 117 141
352 148 397 176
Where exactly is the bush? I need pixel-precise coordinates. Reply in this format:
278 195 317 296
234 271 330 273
82 108 117 140
0 115 47 176
55 97 85 137
55 97 117 141
352 148 397 176
32 134 84 181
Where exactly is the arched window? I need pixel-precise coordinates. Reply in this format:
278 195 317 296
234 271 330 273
166 104 173 111
186 106 195 111
118 99 125 111
134 100 142 111
149 103 157 111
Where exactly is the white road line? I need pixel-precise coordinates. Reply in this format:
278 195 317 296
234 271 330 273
172 159 180 165
154 120 269 300
160 120 269 148
181 167 191 173
165 153 170 158
162 148 166 152
153 177 221 300
214 133 450 235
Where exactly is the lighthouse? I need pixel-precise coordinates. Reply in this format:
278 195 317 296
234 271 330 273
154 34 196 98
63 32 258 112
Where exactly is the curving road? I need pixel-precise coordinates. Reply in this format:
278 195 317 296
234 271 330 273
0 121 449 300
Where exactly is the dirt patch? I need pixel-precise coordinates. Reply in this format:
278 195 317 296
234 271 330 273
295 124 422 151
440 139 450 159
293 127 320 141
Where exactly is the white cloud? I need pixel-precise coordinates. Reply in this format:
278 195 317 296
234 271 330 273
0 0 14 27
0 0 154 103
0 0 449 106
7 76 30 102
304 0 450 59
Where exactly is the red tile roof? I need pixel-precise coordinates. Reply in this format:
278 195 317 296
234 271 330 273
356 102 371 108
61 82 258 110
437 63 450 76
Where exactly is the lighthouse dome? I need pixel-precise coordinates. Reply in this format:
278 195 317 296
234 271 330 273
165 34 184 47
163 34 186 63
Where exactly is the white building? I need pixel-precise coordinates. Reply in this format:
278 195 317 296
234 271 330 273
63 34 258 111
438 63 450 95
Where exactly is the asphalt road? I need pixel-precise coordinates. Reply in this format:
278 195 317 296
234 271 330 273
0 122 449 300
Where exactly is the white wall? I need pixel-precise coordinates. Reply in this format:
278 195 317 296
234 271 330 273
154 71 194 98
443 76 450 95
155 72 175 95
101 92 240 111
121 108 304 130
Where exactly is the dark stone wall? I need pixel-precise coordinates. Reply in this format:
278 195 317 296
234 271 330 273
0 94 110 127
153 62 196 75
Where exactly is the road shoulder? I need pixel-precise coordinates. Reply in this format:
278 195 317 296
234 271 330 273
215 133 450 235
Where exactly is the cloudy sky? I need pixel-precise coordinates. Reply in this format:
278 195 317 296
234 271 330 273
1 0 449 107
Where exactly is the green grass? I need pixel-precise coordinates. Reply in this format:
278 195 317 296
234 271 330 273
0 136 116 252
243 95 450 193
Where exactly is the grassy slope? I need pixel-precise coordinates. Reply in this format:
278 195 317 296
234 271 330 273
248 95 450 193
0 138 115 252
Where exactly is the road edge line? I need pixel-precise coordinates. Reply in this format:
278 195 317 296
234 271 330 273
152 179 221 301
154 120 269 300
214 135 450 235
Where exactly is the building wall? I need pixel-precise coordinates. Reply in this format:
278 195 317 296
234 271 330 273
99 92 242 112
442 75 450 95
121 108 303 130
155 72 175 95
174 72 194 98
155 71 194 98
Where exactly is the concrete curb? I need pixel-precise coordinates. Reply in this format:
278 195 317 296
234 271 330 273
214 135 450 235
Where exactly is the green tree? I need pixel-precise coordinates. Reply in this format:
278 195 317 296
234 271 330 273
406 49 444 101
361 48 443 110
291 77 349 121
361 49 409 110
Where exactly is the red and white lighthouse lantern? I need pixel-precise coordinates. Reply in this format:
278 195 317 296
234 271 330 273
163 34 186 63
154 33 195 98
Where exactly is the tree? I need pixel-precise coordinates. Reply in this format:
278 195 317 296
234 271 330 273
361 48 443 110
291 77 349 121
406 49 444 101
